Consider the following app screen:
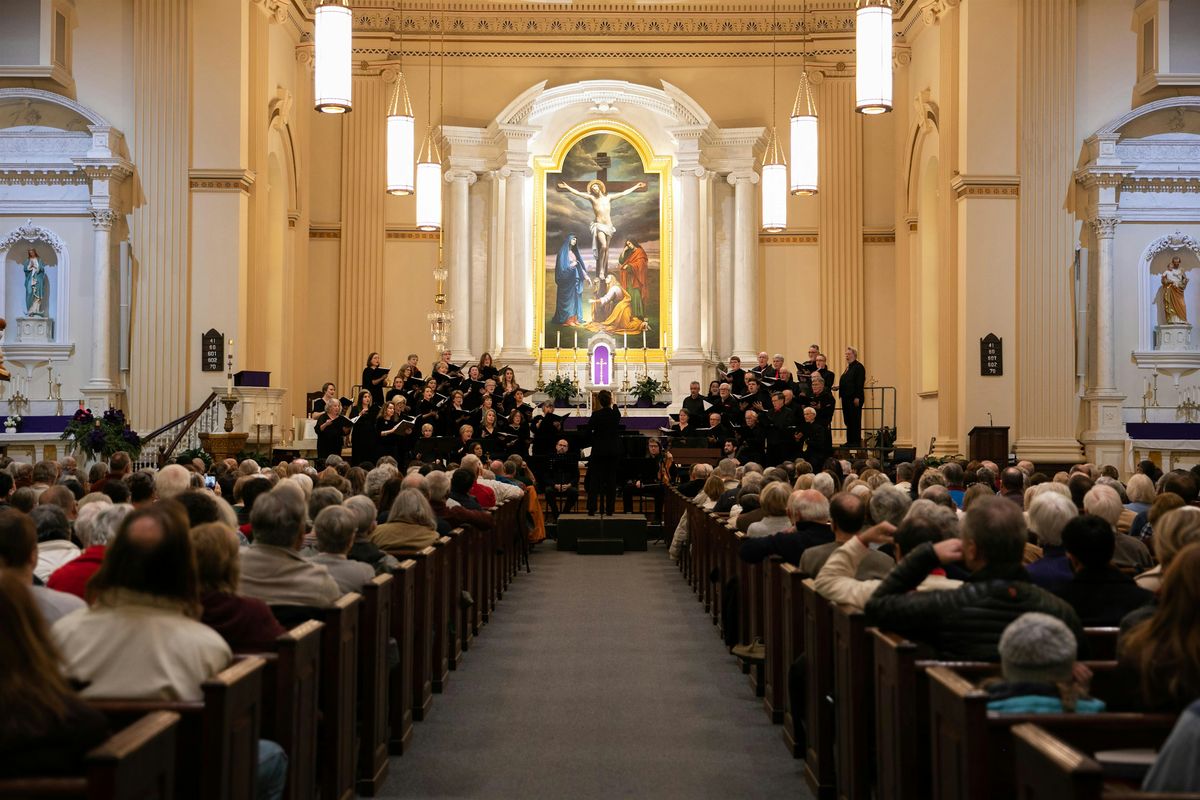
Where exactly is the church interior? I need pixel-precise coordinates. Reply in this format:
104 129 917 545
2 0 1200 798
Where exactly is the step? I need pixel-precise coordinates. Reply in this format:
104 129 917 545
577 538 625 555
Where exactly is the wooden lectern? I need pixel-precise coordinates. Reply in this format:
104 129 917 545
968 426 1009 464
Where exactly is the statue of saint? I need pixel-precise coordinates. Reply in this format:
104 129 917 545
1161 256 1189 325
22 247 48 318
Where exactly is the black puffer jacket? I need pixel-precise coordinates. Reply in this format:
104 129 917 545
864 542 1087 662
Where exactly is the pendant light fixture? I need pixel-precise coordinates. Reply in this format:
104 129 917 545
761 0 787 232
414 6 442 232
314 0 352 113
855 0 893 114
789 0 818 196
386 0 415 195
427 6 451 345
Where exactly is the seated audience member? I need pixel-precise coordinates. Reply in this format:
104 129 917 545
1134 491 1186 551
427 470 493 532
1083 484 1154 572
238 488 340 608
1142 699 1200 792
0 571 108 777
941 462 967 508
983 613 1105 713
47 504 132 599
715 471 761 514
677 463 713 499
745 482 793 538
800 492 894 578
1131 470 1197 541
867 486 912 526
961 482 993 511
1120 543 1200 711
1025 491 1083 591
462 454 522 504
865 496 1086 661
1135 506 1200 592
308 506 375 593
51 503 233 699
449 468 485 510
1053 515 1154 626
191 522 285 651
739 489 832 566
370 488 440 551
127 470 157 506
0 511 85 625
39 485 78 521
154 463 191 501
343 495 400 575
32 505 78 583
815 511 960 611
668 474 726 561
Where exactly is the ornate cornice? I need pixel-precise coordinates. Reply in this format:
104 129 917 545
252 0 290 24
188 169 256 193
90 208 117 231
0 219 68 259
386 228 440 241
309 222 341 239
760 231 819 244
951 174 1020 199
1090 217 1119 238
0 168 86 186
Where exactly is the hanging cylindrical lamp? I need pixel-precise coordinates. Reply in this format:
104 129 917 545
789 71 818 196
855 0 893 114
760 126 788 233
314 0 352 113
415 127 442 231
386 75 415 195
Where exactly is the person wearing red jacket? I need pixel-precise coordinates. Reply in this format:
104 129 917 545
47 503 132 599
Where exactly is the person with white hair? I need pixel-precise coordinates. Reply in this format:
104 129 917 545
343 495 399 575
1083 484 1153 571
811 472 836 500
45 503 133 600
308 506 375 593
746 482 793 538
1025 491 1079 591
739 489 832 566
154 464 191 501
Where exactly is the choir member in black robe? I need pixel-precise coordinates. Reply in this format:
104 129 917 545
311 382 348 419
414 386 442 428
704 380 721 407
720 356 748 395
681 381 707 421
713 383 739 424
405 353 422 379
738 375 769 413
532 401 565 456
800 406 834 471
376 401 405 462
796 343 820 379
808 376 837 428
386 373 408 404
440 390 472 436
810 353 836 395
478 352 499 381
454 423 478 462
773 368 800 399
752 351 770 376
350 391 380 466
667 408 694 436
478 409 503 459
705 411 735 450
316 399 353 463
414 422 439 464
838 347 867 447
737 410 767 464
498 367 519 397
763 353 785 379
505 408 531 456
361 352 389 408
764 392 798 465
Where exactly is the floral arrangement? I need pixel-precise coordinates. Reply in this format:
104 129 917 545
632 375 663 402
544 374 580 403
60 406 142 462
3 414 21 431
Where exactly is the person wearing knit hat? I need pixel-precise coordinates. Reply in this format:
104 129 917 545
984 612 1106 713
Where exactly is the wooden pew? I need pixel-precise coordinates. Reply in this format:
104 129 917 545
456 525 476 650
1011 723 1200 800
356 575 392 796
270 593 362 800
1084 627 1118 660
779 563 807 758
927 664 1175 800
716 521 738 643
707 513 726 627
802 579 835 799
386 545 435 721
388 559 416 755
0 711 180 800
762 555 786 724
745 544 765 693
831 603 874 800
871 630 994 800
431 535 453 693
234 621 323 800
89 656 266 800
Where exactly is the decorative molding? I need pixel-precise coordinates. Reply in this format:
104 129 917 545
251 0 289 24
1090 217 1119 239
309 222 341 239
0 218 68 259
951 174 1020 199
385 228 440 241
863 229 896 244
759 231 819 244
90 208 117 231
188 169 255 193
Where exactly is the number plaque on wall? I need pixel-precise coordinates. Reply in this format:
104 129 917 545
980 333 1003 376
202 329 224 372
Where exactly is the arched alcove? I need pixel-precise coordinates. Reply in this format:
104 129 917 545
0 219 70 344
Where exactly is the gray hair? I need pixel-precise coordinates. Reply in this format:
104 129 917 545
905 499 959 537
401 473 429 498
343 495 378 537
918 469 947 493
716 458 738 479
739 472 765 495
250 488 307 548
1082 484 1122 527
426 470 451 502
308 486 344 525
811 472 836 499
461 454 482 475
868 487 912 527
155 464 191 500
1026 491 1077 547
998 612 1077 684
82 503 133 547
787 489 831 523
364 464 399 500
387 487 437 528
314 505 358 554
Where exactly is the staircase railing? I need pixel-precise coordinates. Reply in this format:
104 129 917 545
133 393 221 470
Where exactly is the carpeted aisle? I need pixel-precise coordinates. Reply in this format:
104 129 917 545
382 545 813 799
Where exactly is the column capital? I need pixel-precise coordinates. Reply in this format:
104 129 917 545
726 170 759 186
673 164 706 179
251 0 289 24
1090 216 1119 238
90 208 117 231
444 168 478 186
498 165 531 180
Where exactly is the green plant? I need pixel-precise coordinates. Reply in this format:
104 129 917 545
60 407 142 463
176 447 213 469
544 374 579 402
632 375 662 402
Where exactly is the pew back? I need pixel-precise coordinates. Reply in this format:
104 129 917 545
357 575 393 796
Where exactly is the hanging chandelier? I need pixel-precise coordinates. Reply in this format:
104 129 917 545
386 0 415 195
761 0 787 232
414 7 443 231
855 0 893 114
313 0 352 113
789 0 818 196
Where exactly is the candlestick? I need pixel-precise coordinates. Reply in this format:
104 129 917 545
574 331 578 351
642 331 646 350
556 330 561 350
226 353 233 395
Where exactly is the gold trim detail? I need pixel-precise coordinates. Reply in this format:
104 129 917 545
386 228 441 240
532 120 673 364
760 233 819 244
188 169 255 193
951 174 1020 199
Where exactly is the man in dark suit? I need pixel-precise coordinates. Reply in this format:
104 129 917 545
838 346 866 446
764 393 797 466
800 406 833 473
681 381 707 421
543 438 580 518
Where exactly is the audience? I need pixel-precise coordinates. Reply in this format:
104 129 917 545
370 488 440 551
1135 506 1200 592
344 495 400 574
983 613 1105 713
46 504 132 599
308 505 375 592
1082 484 1154 572
1024 491 1082 591
1053 514 1154 626
238 488 340 608
799 492 893 578
0 510 85 625
191 522 286 651
31 505 78 583
739 489 832 567
745 482 792 538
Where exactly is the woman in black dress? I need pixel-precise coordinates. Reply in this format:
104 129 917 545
478 352 498 382
315 399 352 464
586 389 622 516
506 407 530 457
350 390 379 466
376 400 406 463
454 423 478 462
361 352 389 408
478 409 503 460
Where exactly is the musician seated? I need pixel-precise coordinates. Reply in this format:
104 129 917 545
543 439 579 520
622 437 672 523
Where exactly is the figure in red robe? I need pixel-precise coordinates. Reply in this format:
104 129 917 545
617 239 648 320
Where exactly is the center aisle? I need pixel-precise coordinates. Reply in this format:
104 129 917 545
382 546 813 799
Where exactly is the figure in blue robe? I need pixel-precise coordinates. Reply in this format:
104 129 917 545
551 234 588 326
23 247 48 318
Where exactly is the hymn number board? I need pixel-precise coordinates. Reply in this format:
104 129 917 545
980 333 1003 376
202 329 224 372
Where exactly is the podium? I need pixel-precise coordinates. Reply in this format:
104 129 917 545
968 426 1009 464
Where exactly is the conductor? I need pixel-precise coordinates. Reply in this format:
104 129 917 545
586 389 622 516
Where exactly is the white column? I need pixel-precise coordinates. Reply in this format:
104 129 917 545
446 168 477 363
674 163 704 358
728 169 759 360
86 208 118 398
499 165 531 363
1080 214 1128 471
1091 217 1118 392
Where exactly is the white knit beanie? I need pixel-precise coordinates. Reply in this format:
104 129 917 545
998 612 1076 683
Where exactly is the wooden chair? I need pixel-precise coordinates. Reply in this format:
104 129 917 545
270 593 362 800
0 711 180 800
233 621 323 800
89 657 266 800
802 580 835 799
927 664 1175 800
356 575 393 796
831 603 874 800
762 555 786 723
779 563 807 758
388 559 416 755
1011 723 1200 800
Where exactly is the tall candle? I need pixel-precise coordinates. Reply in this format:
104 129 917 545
556 330 560 350
642 331 647 350
574 331 578 350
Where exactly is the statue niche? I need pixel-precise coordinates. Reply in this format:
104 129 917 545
1152 245 1199 352
2 231 59 344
